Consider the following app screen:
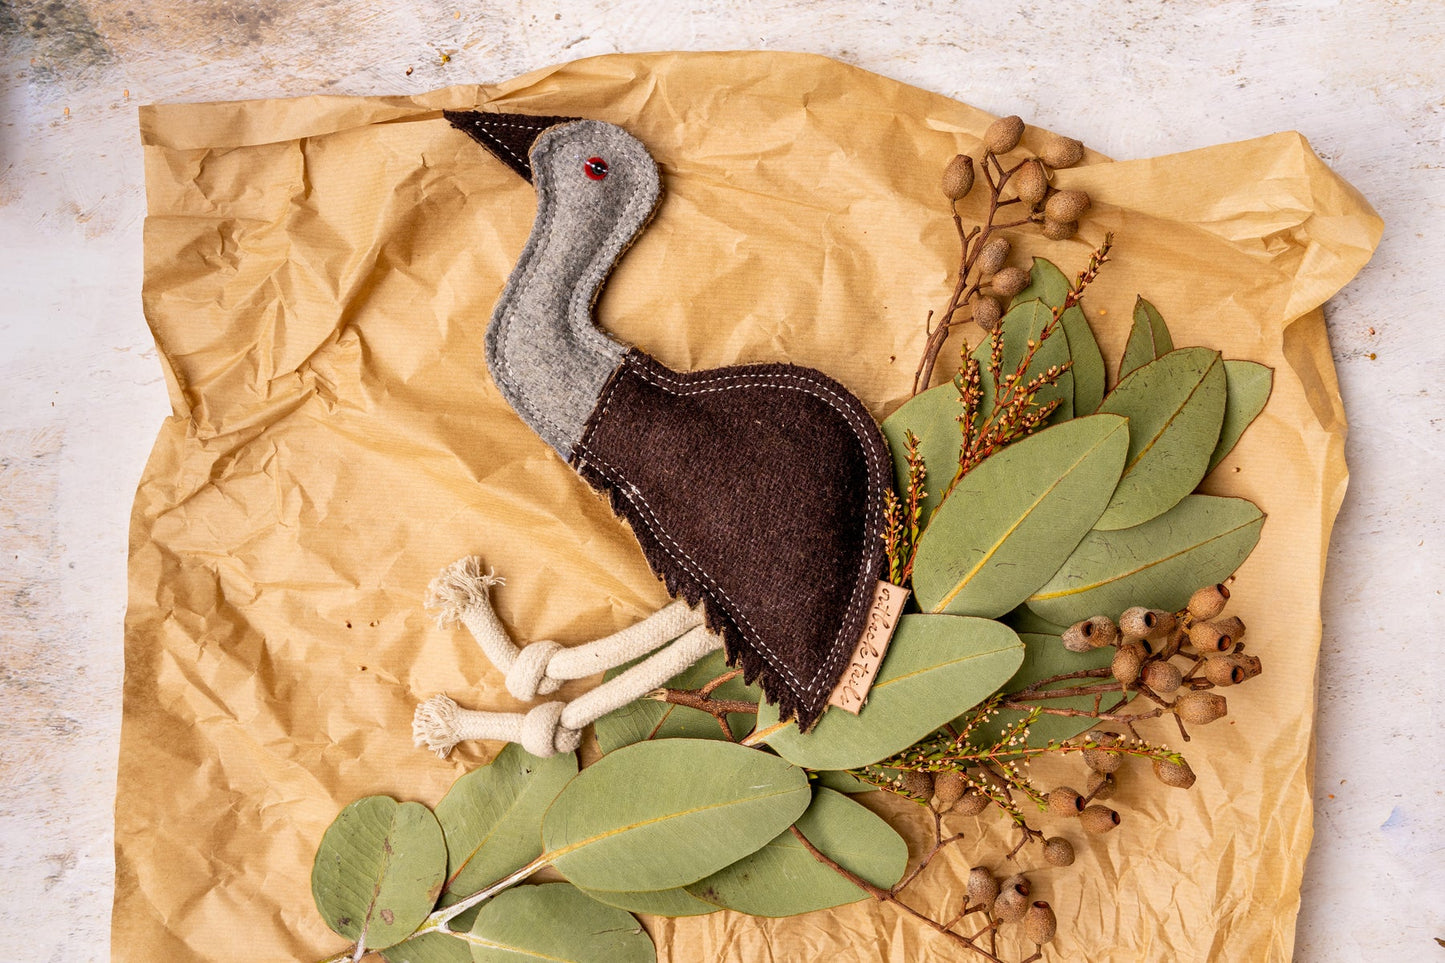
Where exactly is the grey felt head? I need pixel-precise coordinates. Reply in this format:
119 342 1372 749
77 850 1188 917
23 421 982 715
529 120 662 242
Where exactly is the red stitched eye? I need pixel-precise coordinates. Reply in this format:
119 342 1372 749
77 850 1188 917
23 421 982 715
583 156 609 180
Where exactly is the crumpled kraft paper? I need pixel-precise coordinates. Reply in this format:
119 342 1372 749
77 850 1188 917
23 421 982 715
117 51 1381 963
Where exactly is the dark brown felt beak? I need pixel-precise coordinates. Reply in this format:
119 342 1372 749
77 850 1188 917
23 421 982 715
444 110 581 183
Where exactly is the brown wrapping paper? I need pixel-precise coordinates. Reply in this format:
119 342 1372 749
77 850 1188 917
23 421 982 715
117 51 1381 962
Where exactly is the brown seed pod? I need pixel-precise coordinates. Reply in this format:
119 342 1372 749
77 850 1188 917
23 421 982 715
1046 786 1084 817
1086 769 1117 801
1120 606 1176 639
967 866 1000 906
1063 615 1119 653
994 887 1029 922
990 266 1031 299
1213 615 1247 645
1187 583 1231 621
932 770 967 809
1175 691 1228 725
1236 653 1263 679
1023 900 1059 944
1083 745 1122 774
1111 642 1145 685
1039 133 1085 168
984 114 1025 154
973 295 1003 332
1203 656 1247 687
952 788 990 815
942 154 976 200
1153 756 1197 789
976 235 1012 277
1044 189 1091 223
1014 159 1048 206
1079 804 1121 834
1143 660 1183 694
1042 218 1077 241
899 769 934 799
1042 836 1075 867
1189 621 1233 653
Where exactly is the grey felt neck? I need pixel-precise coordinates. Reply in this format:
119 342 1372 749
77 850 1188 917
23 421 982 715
484 121 662 458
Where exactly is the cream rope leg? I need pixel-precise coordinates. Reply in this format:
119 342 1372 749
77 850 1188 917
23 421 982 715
414 625 725 758
423 556 705 702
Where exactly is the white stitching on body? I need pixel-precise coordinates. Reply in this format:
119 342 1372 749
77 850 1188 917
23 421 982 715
577 356 887 700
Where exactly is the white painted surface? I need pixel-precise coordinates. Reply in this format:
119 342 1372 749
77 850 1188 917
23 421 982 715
0 1 1439 960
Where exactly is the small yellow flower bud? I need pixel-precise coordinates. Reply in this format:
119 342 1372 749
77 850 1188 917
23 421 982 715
1039 133 1085 168
984 115 1025 154
942 154 975 200
1079 804 1120 834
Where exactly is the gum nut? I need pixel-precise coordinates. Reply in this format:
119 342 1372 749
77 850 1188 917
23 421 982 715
1143 660 1183 694
1042 218 1077 241
1062 622 1094 653
1083 745 1122 774
1153 756 1197 789
1079 804 1121 834
973 295 1003 332
933 770 967 807
1000 873 1030 899
942 154 976 200
994 887 1029 922
1024 901 1058 944
1042 836 1075 867
952 789 990 815
1189 621 1232 653
1120 606 1174 639
1175 691 1228 725
1086 770 1117 800
1203 656 1246 687
991 266 1031 298
899 770 934 798
967 866 1000 905
1044 189 1091 222
1015 159 1048 205
976 235 1011 276
1040 133 1085 168
1112 644 1143 685
984 114 1025 154
1187 583 1230 621
1047 787 1084 817
1214 615 1247 644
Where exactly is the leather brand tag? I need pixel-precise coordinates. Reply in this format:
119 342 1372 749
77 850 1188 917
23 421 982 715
827 581 909 714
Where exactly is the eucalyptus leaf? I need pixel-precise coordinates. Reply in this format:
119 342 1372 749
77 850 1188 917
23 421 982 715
1002 605 1071 636
1013 257 1106 413
812 769 876 794
1208 360 1274 472
1026 494 1265 625
311 796 447 951
581 884 721 918
467 883 655 963
1120 297 1175 381
542 739 810 893
911 415 1129 618
960 633 1120 750
381 933 471 963
972 298 1074 423
434 744 577 905
595 648 758 753
686 788 907 917
1095 348 1227 530
880 381 965 524
755 615 1024 770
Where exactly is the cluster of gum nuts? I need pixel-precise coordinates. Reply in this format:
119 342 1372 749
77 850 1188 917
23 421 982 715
965 866 1058 948
1044 582 1264 832
939 113 1093 333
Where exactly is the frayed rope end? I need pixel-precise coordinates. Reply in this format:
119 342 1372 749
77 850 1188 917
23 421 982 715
413 694 464 759
425 556 505 628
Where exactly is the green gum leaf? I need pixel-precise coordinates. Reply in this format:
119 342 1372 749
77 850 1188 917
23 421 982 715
1208 360 1274 472
1095 347 1227 530
467 883 655 963
594 647 758 752
971 298 1074 424
911 415 1129 618
1013 257 1106 413
959 633 1121 749
1026 494 1265 625
1120 296 1175 381
756 615 1023 770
